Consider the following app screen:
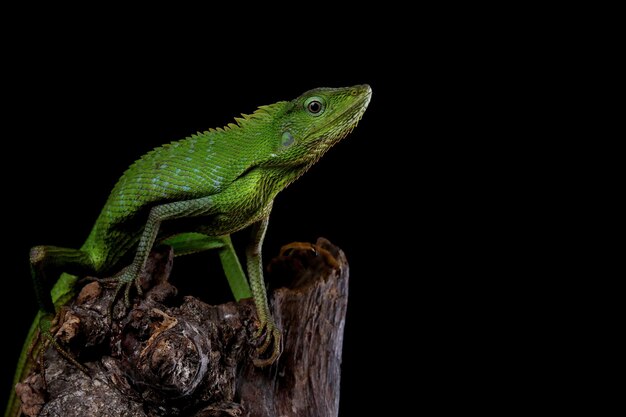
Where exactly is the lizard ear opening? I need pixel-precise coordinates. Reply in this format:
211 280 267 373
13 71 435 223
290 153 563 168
281 131 295 148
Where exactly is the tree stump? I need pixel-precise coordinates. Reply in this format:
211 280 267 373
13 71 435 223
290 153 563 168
15 238 349 417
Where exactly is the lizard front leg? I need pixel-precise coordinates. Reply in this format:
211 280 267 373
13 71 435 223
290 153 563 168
114 195 217 306
163 225 281 366
246 213 282 367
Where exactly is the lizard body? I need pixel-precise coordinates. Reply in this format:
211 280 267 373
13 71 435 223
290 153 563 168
5 85 371 417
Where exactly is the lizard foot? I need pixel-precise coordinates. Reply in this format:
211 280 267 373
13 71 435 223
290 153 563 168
32 313 89 389
98 267 143 310
97 267 143 323
42 331 90 375
252 320 282 367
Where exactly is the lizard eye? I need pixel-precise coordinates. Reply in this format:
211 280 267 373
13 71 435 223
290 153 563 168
305 97 325 116
308 100 322 113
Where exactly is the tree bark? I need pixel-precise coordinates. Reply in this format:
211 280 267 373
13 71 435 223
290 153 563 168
15 238 349 417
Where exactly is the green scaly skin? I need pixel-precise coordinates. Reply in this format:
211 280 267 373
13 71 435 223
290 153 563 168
4 85 371 417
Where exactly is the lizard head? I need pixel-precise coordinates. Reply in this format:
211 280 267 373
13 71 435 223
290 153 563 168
260 84 372 169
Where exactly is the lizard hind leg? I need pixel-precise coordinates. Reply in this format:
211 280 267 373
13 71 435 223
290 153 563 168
24 246 96 386
29 245 98 311
162 232 253 301
31 313 90 389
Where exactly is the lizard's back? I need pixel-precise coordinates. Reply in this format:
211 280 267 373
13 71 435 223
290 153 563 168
81 121 266 270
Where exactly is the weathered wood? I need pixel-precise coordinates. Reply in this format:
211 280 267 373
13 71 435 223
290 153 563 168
15 238 348 417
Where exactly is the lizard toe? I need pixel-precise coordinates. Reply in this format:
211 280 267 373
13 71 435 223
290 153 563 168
253 323 282 367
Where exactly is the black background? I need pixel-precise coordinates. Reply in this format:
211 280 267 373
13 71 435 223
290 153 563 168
0 30 527 415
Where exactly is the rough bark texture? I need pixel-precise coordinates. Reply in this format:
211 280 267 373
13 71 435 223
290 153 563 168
15 238 348 417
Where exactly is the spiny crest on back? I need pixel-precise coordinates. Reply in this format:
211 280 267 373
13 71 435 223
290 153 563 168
128 101 287 166
113 101 286 190
204 102 286 135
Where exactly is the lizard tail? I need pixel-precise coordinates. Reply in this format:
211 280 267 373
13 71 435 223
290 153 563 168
4 312 43 417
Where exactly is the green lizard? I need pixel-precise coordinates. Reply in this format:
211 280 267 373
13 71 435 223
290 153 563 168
5 84 371 417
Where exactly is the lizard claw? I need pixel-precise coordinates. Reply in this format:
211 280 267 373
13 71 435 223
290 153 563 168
113 268 143 310
253 320 282 367
113 267 142 309
43 331 90 376
33 313 90 389
97 268 143 322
